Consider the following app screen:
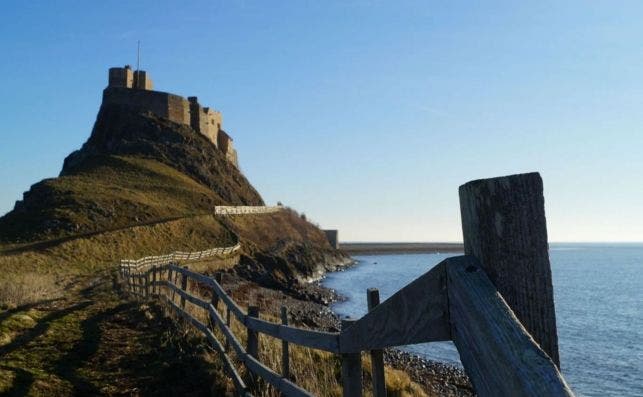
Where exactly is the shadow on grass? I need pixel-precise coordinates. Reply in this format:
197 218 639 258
0 298 64 324
0 365 34 397
0 301 92 358
52 303 129 396
115 303 223 396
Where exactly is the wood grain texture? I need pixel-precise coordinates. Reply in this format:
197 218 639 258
339 261 450 353
247 306 260 359
281 306 290 379
367 289 387 397
459 172 560 366
245 317 340 352
341 319 362 397
446 255 573 397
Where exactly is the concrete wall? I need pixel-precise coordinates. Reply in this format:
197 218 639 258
323 230 339 249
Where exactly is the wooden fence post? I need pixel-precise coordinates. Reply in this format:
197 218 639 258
280 306 290 379
247 306 260 359
225 307 231 352
341 318 362 397
367 289 386 397
151 265 157 295
212 273 222 309
165 264 172 298
137 276 143 300
144 270 150 298
459 172 560 366
180 267 188 310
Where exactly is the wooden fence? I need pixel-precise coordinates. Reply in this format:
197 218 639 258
120 243 241 273
120 173 576 397
215 206 283 215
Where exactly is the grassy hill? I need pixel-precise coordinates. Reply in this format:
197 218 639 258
0 99 391 396
0 103 346 305
0 155 226 243
0 104 264 244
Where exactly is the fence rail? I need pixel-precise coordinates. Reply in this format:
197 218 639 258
120 243 241 272
121 262 322 397
119 173 575 397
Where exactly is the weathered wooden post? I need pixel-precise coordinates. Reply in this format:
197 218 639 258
459 172 560 366
247 306 260 359
212 273 222 310
151 265 157 295
225 307 231 352
144 270 150 298
367 289 386 397
180 267 188 310
167 267 173 294
341 318 362 397
280 306 290 379
137 276 143 299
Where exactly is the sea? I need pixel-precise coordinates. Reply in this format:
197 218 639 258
321 244 643 397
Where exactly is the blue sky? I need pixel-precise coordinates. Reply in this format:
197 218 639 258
1 1 642 242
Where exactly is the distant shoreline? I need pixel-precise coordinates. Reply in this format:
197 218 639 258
339 242 464 255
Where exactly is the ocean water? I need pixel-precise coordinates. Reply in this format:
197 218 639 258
322 244 643 396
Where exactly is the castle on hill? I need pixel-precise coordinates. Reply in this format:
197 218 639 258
103 65 238 167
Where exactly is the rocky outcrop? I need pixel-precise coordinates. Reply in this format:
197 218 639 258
62 104 263 206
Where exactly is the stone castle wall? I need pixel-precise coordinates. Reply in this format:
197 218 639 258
188 97 222 148
104 66 238 167
102 87 189 125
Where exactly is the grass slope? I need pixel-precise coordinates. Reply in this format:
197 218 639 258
0 155 227 243
0 278 229 396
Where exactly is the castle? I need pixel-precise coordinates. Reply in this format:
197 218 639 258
103 65 238 167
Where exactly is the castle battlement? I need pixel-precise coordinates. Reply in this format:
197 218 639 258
103 66 238 167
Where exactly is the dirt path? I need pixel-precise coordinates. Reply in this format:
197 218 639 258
0 276 227 396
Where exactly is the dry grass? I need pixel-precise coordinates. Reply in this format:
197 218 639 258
158 277 428 397
0 155 226 243
0 272 60 309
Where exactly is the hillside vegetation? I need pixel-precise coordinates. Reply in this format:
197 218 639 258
1 104 264 244
0 98 428 396
0 155 227 243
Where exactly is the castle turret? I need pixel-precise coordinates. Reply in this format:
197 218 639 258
108 65 133 88
133 70 153 90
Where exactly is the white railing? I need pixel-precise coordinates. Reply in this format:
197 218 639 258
120 243 241 272
214 206 282 215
